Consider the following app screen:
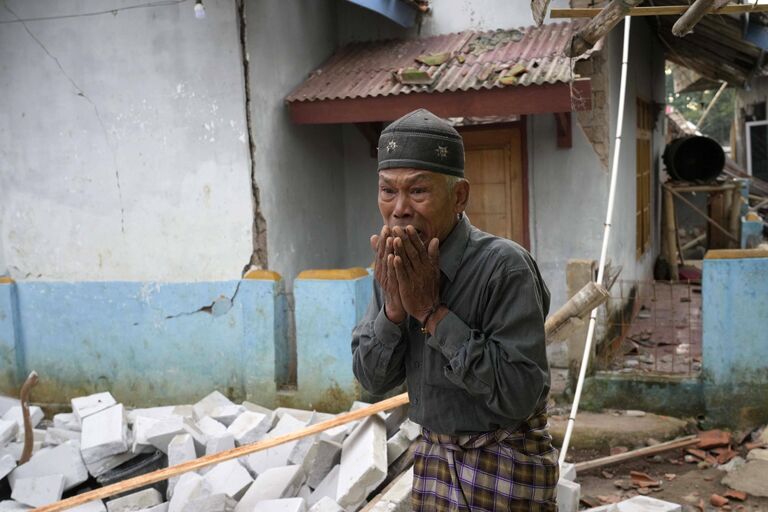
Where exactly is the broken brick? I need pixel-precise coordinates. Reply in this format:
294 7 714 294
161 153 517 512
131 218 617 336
630 471 661 488
710 494 729 507
698 430 732 450
724 490 747 501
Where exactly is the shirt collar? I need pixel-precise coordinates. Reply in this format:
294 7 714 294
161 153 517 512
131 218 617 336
439 214 470 282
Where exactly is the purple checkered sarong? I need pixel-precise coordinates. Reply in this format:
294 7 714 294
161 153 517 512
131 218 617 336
412 411 558 512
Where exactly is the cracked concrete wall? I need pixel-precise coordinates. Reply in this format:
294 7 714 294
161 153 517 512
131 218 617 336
0 0 254 282
244 0 346 287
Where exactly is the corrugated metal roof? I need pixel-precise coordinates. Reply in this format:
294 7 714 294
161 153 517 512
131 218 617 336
286 21 593 104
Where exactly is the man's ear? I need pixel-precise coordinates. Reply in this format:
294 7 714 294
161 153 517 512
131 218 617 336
454 179 470 214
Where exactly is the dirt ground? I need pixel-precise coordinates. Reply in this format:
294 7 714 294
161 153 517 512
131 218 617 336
567 447 768 511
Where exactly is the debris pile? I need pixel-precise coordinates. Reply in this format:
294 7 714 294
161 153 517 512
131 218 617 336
0 391 420 511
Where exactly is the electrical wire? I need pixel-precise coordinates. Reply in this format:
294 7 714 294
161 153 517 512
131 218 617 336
0 0 187 25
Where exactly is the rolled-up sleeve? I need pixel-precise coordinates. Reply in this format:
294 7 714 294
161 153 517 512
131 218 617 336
351 284 408 395
426 265 550 421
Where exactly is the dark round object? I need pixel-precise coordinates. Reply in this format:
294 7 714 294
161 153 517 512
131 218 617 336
663 136 725 182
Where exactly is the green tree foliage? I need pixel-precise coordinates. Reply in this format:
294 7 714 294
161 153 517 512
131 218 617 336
665 66 735 146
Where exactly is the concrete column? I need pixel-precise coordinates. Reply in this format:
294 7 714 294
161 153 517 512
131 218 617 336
294 268 373 411
702 249 768 428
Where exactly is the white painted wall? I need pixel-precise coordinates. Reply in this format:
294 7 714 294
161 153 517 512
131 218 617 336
245 0 346 285
0 0 253 282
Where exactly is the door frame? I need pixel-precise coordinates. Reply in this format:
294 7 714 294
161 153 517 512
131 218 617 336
457 118 530 249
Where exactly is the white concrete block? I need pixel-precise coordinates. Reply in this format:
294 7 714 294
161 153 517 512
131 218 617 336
747 447 768 462
0 454 16 480
197 416 227 439
44 427 81 446
307 497 344 512
1 407 43 432
302 439 341 489
181 493 237 512
368 467 412 512
398 419 421 441
556 478 580 512
0 442 41 463
0 501 31 511
249 498 306 512
227 411 271 446
242 401 273 417
317 425 347 445
106 489 163 512
181 419 208 453
53 412 81 432
560 461 577 482
203 459 253 500
237 465 305 507
298 485 311 501
336 415 387 510
71 392 117 424
68 500 107 512
146 417 186 454
167 434 197 498
210 405 244 427
132 416 162 452
587 496 681 512
193 392 234 421
85 449 139 478
245 414 306 475
0 419 18 445
386 430 411 466
11 473 65 507
138 503 168 512
288 412 322 466
127 406 178 425
0 396 20 417
273 408 316 424
168 473 211 512
205 433 234 456
307 465 339 507
80 404 128 464
172 405 194 419
9 440 88 491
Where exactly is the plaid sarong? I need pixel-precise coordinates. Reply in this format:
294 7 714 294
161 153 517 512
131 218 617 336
412 411 559 512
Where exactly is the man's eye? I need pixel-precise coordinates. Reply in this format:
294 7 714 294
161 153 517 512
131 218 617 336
411 188 426 194
380 188 396 196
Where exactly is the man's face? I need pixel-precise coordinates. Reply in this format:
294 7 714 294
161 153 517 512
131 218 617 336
378 168 464 243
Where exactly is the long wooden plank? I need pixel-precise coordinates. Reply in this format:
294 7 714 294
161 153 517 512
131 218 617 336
34 393 410 512
552 5 768 18
574 435 699 472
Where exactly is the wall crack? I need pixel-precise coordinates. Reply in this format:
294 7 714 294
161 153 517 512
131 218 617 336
3 1 126 233
236 0 268 275
164 281 242 320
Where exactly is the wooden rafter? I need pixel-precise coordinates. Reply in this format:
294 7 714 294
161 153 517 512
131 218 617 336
566 0 644 58
551 4 768 18
672 0 716 36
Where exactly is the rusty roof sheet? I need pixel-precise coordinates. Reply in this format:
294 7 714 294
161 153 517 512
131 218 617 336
286 21 593 103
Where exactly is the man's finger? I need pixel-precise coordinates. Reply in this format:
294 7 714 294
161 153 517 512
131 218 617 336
401 227 423 267
428 237 440 267
393 236 413 271
393 255 408 287
386 253 398 290
370 234 379 253
393 238 413 280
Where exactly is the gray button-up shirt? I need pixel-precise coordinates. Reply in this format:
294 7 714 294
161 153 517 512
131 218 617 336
351 215 551 435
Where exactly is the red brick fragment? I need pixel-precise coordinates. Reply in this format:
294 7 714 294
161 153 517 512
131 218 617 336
724 490 747 502
710 494 729 507
698 429 732 449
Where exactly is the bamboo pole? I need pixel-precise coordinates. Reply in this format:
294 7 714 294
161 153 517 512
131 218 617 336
728 183 743 248
33 393 410 512
667 183 738 193
551 4 768 18
664 186 680 282
566 0 643 57
544 281 610 344
673 0 716 37
696 81 728 131
574 435 699 472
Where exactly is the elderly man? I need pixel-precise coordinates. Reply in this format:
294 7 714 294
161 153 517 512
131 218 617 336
351 108 558 511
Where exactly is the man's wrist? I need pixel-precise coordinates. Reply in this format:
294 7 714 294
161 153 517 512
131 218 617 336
384 303 406 324
425 305 450 336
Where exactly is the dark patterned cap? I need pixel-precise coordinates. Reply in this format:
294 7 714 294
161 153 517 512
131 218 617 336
377 109 464 177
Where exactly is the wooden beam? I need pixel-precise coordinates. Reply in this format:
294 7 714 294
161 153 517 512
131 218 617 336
663 184 740 243
288 79 592 124
551 4 768 18
575 435 699 473
673 0 716 37
554 111 572 148
531 0 553 26
566 0 644 58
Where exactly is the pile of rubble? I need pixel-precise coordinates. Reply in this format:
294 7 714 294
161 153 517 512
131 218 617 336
0 391 420 511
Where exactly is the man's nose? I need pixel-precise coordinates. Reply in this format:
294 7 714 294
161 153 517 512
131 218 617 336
392 194 412 218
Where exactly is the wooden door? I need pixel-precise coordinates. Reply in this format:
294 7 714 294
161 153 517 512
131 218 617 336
460 126 528 247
